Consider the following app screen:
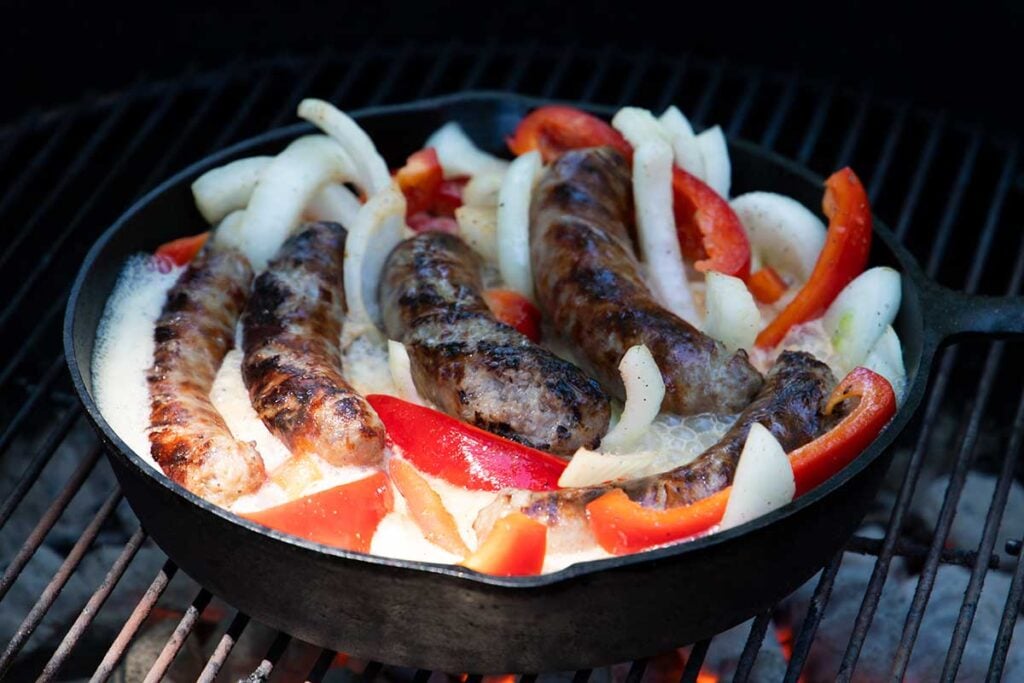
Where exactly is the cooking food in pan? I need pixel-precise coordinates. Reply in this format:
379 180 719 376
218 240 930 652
92 98 903 575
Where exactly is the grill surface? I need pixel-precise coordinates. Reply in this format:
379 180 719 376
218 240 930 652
0 42 1022 681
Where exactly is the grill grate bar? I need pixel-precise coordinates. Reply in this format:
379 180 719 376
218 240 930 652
835 94 870 168
362 659 384 679
0 403 80 530
571 667 592 682
0 93 133 273
210 76 276 152
690 60 725 126
367 45 413 106
796 82 835 165
143 589 213 682
0 444 102 603
578 46 613 103
330 46 377 104
92 559 179 682
924 131 983 275
867 103 909 202
0 293 64 391
275 49 332 123
890 219 1024 681
0 354 69 457
243 631 291 683
759 74 799 151
504 41 539 92
0 115 74 224
197 611 250 683
0 488 122 678
989 534 1024 681
784 551 844 682
837 142 1017 680
845 535 1003 570
943 383 1024 678
460 41 498 92
412 667 431 683
305 647 337 682
894 112 946 241
0 82 187 334
540 44 578 99
40 526 148 681
733 609 772 682
417 41 458 99
680 638 710 683
726 70 762 138
616 50 654 106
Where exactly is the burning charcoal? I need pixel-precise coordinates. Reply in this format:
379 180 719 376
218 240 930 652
701 618 788 682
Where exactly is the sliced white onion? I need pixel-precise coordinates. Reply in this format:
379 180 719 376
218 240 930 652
496 150 541 300
863 325 907 404
612 106 671 149
658 106 705 179
344 184 407 334
455 205 498 263
694 125 731 198
387 340 423 404
719 423 795 531
632 140 700 324
226 135 356 270
212 210 246 248
600 345 665 453
425 122 510 179
304 183 362 228
703 272 761 352
191 156 272 225
297 98 391 196
823 267 902 374
729 192 826 280
462 171 505 207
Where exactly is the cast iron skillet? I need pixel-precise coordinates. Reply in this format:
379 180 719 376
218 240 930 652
64 92 1024 673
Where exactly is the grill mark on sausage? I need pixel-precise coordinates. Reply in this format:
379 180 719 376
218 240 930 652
379 231 611 456
531 146 764 415
148 243 266 505
241 222 386 467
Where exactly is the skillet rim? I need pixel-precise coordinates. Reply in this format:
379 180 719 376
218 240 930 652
63 90 930 589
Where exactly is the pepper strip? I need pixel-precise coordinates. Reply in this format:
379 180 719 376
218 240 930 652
585 366 896 555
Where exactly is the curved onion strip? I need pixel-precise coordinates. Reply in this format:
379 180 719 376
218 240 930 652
823 266 902 374
212 210 247 247
496 150 541 300
729 191 826 280
600 345 665 453
719 422 795 530
305 183 362 228
425 122 509 179
227 135 356 270
191 156 272 225
462 171 505 207
632 140 700 324
344 184 407 334
455 205 499 263
694 125 731 198
703 271 761 352
297 98 391 196
387 340 424 405
658 106 706 179
863 325 907 404
611 106 671 149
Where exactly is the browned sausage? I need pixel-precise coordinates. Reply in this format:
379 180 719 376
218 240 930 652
241 222 386 467
148 243 266 505
379 231 611 456
477 351 834 551
530 146 764 415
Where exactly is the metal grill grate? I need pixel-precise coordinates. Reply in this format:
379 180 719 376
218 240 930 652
0 42 1022 681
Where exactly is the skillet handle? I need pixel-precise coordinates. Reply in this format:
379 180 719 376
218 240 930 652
926 284 1024 342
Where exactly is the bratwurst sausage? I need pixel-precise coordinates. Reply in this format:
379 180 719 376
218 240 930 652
241 221 386 467
530 146 763 414
478 351 834 551
148 243 266 505
379 231 611 456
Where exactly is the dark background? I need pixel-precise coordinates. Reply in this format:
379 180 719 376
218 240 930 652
1 1 1021 133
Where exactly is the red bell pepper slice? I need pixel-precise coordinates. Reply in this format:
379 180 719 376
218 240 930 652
671 167 751 280
586 366 896 554
747 266 788 304
756 167 872 348
483 288 542 343
366 394 567 491
395 148 444 216
434 178 467 217
461 512 547 576
389 458 469 557
242 472 393 552
407 212 459 234
507 106 631 163
154 231 209 268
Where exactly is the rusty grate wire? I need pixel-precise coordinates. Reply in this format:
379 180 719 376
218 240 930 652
0 42 1021 681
